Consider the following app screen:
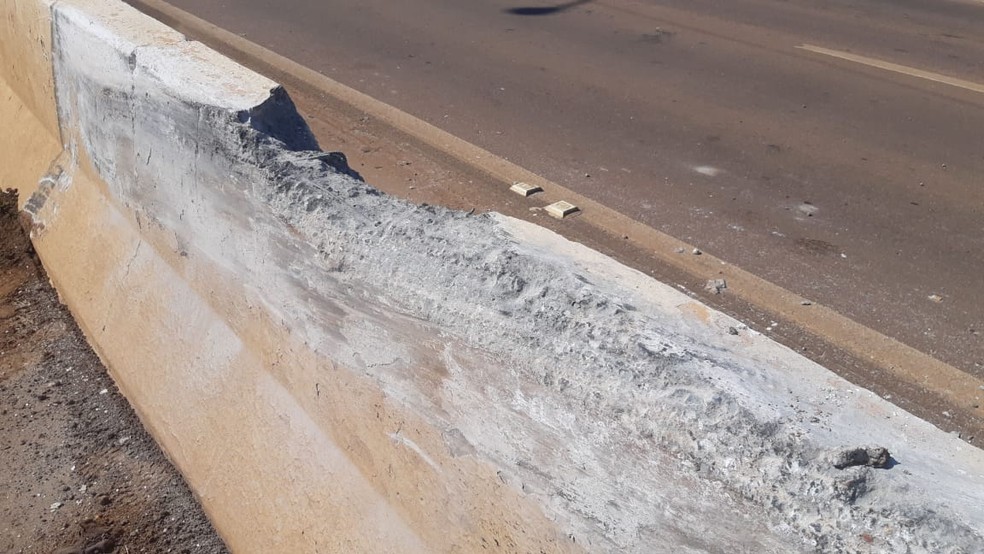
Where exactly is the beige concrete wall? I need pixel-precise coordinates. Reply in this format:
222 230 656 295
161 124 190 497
0 0 59 202
0 0 57 136
4 1 983 553
0 1 581 552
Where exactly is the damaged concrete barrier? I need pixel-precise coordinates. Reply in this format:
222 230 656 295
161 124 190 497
2 0 983 552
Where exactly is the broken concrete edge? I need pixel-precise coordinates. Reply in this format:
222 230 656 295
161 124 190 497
2 1 983 553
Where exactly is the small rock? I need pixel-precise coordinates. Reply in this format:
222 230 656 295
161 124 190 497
928 294 943 303
705 279 727 295
675 247 685 254
832 446 891 469
867 448 891 468
728 327 739 336
797 203 818 216
49 501 63 512
800 300 812 306
83 538 115 554
692 248 702 255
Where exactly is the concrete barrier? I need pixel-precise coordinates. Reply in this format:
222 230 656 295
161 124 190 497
3 1 983 552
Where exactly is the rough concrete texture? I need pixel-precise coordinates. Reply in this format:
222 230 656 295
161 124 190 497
2 0 983 552
257 145 984 552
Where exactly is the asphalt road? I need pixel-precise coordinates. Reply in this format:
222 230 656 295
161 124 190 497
152 0 983 377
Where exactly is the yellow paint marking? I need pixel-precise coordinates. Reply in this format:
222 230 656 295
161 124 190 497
797 44 984 95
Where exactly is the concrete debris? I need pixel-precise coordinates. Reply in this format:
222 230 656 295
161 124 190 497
705 279 727 295
544 201 579 219
797 203 817 217
832 447 891 469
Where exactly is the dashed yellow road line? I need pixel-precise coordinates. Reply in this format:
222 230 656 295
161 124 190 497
797 44 984 94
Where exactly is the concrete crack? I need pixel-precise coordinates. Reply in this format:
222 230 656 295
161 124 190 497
100 240 142 335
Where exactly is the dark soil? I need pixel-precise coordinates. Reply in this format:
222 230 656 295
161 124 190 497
0 189 228 554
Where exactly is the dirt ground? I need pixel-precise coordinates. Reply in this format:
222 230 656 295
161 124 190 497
0 189 227 554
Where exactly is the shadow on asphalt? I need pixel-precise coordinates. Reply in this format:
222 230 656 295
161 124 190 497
505 0 592 16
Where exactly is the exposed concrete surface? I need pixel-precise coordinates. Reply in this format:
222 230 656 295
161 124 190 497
1 0 983 553
122 0 984 446
142 0 984 382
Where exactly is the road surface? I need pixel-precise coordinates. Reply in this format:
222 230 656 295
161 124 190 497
133 0 984 380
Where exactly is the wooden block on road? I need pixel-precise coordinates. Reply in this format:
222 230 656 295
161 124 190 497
545 201 579 219
510 182 543 197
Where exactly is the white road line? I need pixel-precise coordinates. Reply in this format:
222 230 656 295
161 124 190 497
797 44 984 95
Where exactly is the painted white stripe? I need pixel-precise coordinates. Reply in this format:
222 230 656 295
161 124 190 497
797 44 984 95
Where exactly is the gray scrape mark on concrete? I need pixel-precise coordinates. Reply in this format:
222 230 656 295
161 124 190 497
48 2 984 552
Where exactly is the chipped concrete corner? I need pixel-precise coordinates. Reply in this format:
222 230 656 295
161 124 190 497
1 0 982 552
